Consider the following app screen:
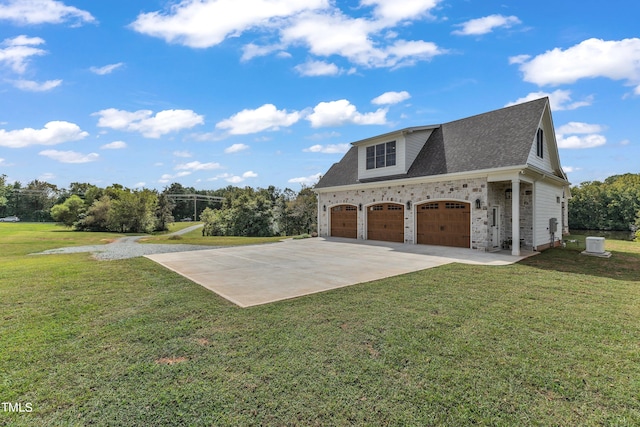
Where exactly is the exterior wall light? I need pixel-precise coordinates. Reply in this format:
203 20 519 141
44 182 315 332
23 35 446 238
358 203 362 211
323 205 326 212
505 189 512 200
406 200 412 210
475 199 481 209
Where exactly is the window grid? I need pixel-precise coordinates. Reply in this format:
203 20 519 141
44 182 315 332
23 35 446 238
366 141 396 170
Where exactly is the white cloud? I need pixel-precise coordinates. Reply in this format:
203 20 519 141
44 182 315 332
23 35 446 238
303 143 350 154
224 143 249 153
39 149 99 163
505 90 593 111
130 0 446 70
306 131 341 140
93 108 204 138
556 122 607 149
361 0 441 24
39 172 55 180
225 175 244 184
0 0 95 25
130 0 326 48
172 150 192 157
208 171 257 183
0 121 88 148
101 141 127 150
216 104 302 135
452 14 521 36
562 166 581 173
288 172 322 185
371 90 410 105
175 161 222 171
556 134 607 149
511 38 640 88
306 99 387 128
241 43 284 61
294 60 341 76
282 12 446 69
90 63 124 75
0 35 47 74
11 79 62 92
557 122 605 135
158 171 192 184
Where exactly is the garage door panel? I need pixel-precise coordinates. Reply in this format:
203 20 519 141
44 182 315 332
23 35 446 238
417 201 470 248
331 205 357 238
367 203 404 243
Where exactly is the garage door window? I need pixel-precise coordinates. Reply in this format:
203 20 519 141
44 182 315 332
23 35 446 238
445 202 467 209
421 203 439 210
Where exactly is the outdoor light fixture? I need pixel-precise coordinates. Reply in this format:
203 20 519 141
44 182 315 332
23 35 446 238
475 199 481 209
406 200 412 210
505 189 512 200
323 204 326 212
358 203 362 211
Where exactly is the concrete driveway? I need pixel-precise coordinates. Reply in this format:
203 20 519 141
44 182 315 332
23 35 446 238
145 237 535 307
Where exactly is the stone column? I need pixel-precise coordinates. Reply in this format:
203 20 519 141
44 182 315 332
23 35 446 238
511 179 520 256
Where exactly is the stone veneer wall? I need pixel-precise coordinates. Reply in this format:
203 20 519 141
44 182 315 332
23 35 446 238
318 177 490 250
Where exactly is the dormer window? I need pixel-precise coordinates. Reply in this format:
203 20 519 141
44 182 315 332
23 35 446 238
536 128 544 158
366 141 396 170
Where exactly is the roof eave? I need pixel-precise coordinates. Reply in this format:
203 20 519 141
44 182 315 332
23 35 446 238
350 125 439 147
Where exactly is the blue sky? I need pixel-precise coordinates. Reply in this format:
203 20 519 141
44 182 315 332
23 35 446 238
1 0 638 191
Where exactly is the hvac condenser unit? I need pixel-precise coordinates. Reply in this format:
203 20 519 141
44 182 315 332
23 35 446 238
585 237 605 253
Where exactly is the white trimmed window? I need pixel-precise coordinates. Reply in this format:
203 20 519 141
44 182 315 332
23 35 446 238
366 141 396 170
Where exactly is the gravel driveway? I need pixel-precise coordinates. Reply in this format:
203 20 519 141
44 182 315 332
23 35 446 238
31 224 216 261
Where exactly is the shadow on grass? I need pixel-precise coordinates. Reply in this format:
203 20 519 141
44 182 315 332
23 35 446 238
518 245 640 282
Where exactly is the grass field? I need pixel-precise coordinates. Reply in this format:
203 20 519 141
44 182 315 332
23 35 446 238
1 223 639 425
141 223 286 246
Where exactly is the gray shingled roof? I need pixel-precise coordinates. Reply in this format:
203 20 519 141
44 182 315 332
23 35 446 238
315 97 548 189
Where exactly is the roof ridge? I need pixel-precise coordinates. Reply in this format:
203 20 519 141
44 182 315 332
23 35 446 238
443 96 548 127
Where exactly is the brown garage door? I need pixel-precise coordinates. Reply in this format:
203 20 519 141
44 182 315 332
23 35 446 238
331 205 357 238
367 203 404 243
416 201 470 248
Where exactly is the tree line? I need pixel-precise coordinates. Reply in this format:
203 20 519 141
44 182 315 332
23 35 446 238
568 173 640 235
0 175 317 236
4 172 638 239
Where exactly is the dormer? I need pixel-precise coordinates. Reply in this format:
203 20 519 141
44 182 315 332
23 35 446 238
354 126 437 181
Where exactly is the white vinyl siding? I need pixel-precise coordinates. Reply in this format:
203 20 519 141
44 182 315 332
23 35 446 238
357 129 432 181
405 129 433 170
527 129 553 172
358 135 406 180
533 181 564 249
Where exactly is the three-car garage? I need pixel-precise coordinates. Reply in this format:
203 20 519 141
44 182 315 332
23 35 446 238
329 200 471 248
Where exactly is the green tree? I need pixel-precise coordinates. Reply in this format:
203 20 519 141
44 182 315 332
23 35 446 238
569 173 640 231
77 196 113 231
50 195 85 226
286 186 318 235
155 192 175 231
0 174 9 216
109 189 158 233
200 207 224 236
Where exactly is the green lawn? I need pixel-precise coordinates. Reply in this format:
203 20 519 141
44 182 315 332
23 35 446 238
1 224 639 425
141 222 287 246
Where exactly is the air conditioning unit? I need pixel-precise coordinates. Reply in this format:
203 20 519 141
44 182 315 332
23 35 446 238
585 237 605 253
